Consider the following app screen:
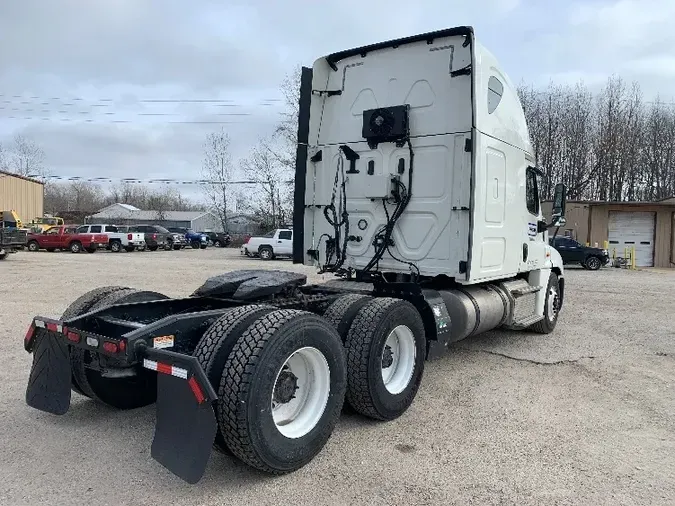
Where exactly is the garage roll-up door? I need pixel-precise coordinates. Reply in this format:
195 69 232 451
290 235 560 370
608 211 655 267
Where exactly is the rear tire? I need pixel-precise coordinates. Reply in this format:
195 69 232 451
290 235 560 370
149 245 159 251
322 294 373 342
344 298 426 421
69 288 169 409
110 241 122 253
191 241 200 249
218 309 346 474
85 247 96 253
69 241 82 253
27 241 39 252
124 246 135 253
193 305 276 452
61 286 131 397
259 246 273 260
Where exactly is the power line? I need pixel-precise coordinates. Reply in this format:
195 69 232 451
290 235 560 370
29 174 294 186
0 94 282 104
0 117 275 124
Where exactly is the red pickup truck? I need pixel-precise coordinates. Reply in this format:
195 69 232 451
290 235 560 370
26 225 109 253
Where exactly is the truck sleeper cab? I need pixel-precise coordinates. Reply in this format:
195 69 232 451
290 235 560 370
23 26 567 485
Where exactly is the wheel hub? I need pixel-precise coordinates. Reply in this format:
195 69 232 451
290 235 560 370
381 345 394 369
273 369 299 404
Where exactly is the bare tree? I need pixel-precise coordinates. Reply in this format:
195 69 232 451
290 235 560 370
201 128 234 231
519 75 675 202
273 66 302 171
240 137 293 228
7 134 46 177
0 142 8 172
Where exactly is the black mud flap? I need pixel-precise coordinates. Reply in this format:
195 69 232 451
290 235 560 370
145 350 218 484
25 329 72 415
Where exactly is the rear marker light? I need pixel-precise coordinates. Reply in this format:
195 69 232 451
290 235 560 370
119 340 126 352
102 341 118 353
24 325 35 343
188 376 206 404
86 336 99 347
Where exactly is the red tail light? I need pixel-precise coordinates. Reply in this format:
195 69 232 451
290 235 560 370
152 233 157 240
127 233 133 240
103 341 118 353
66 331 80 343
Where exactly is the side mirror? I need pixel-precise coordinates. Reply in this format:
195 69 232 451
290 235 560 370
551 183 567 220
552 215 567 228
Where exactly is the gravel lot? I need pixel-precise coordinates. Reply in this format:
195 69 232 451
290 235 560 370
1 248 673 505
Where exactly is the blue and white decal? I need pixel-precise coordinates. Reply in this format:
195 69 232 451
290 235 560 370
527 222 538 237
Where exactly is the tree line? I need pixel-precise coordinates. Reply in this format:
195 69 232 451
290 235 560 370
518 76 675 202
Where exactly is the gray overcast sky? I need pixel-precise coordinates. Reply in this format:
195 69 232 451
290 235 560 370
1 0 674 199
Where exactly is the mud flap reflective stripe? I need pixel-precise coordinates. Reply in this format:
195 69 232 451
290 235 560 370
25 328 72 415
141 349 218 484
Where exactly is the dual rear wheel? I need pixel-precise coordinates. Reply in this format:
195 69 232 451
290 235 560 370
191 295 427 473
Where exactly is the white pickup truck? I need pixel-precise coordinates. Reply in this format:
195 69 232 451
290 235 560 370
76 224 145 252
240 228 293 260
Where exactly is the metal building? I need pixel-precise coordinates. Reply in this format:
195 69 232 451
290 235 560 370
542 198 675 268
86 203 223 232
0 170 44 225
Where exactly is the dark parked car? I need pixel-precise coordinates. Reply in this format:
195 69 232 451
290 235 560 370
122 225 171 251
549 236 609 270
201 231 231 247
168 227 208 249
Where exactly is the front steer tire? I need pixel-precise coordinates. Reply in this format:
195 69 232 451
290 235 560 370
192 304 276 453
530 272 561 334
218 309 347 474
344 298 426 421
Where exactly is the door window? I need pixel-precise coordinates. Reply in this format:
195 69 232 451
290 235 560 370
76 226 88 234
525 167 540 216
90 225 102 233
278 230 292 240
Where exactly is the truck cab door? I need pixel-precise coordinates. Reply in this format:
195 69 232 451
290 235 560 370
277 230 293 255
42 227 60 247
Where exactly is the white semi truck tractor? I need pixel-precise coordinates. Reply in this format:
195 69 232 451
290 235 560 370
23 26 567 483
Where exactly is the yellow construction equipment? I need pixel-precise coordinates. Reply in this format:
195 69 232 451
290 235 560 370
29 215 65 233
0 210 24 229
